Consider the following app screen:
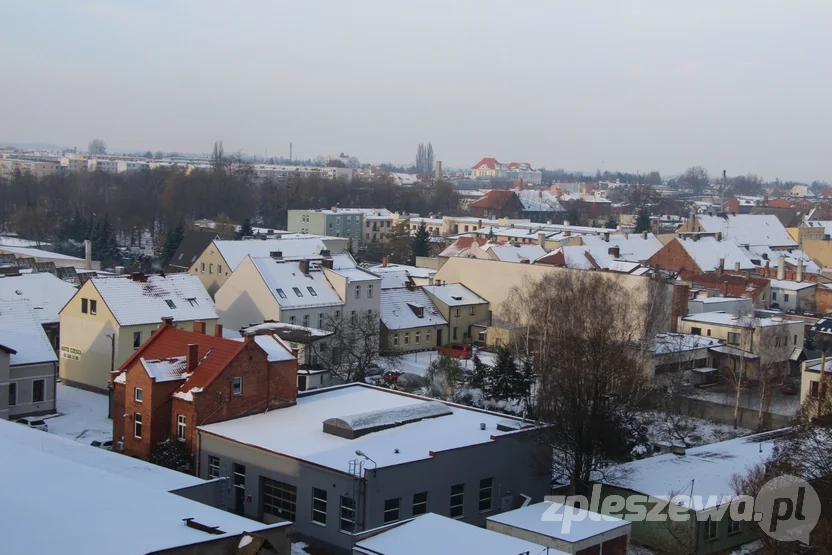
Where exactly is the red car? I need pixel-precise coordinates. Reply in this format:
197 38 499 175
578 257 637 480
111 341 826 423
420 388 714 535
438 343 472 359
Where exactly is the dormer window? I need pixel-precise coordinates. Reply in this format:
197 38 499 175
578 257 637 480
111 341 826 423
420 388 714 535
407 303 425 318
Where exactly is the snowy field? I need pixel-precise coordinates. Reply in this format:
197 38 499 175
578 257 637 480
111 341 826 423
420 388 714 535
43 383 112 445
641 411 751 449
379 349 497 377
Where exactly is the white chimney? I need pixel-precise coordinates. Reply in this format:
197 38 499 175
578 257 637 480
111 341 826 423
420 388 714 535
777 255 786 280
797 259 804 283
84 239 92 270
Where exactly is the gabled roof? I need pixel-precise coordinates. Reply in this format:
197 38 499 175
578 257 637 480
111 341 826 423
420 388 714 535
514 189 564 212
695 214 797 248
483 243 546 263
468 190 518 210
472 157 498 170
167 230 218 270
0 299 58 366
250 257 343 309
380 287 447 330
580 233 664 262
212 237 332 271
676 237 756 272
439 236 490 258
740 245 820 274
422 284 488 307
0 272 77 324
87 274 217 327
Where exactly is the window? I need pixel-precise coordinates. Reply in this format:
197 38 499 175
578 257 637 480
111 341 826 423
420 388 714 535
810 380 820 398
318 313 323 328
413 492 428 516
307 286 317 297
706 329 712 336
90 300 97 315
276 288 287 299
404 332 410 345
728 517 741 535
177 415 186 441
289 315 296 325
340 496 356 532
469 306 475 315
784 294 790 302
312 488 327 525
201 262 205 273
383 498 400 523
425 330 431 344
233 377 243 396
262 478 297 521
81 298 88 313
415 331 420 344
704 518 718 541
450 484 464 518
134 387 143 403
165 299 176 309
209 263 214 274
293 287 303 297
454 308 461 317
8 382 16 406
393 334 399 346
727 332 741 345
303 314 309 327
772 291 777 301
479 478 493 512
233 463 245 492
453 327 458 340
367 284 373 298
350 310 356 322
187 298 199 307
690 326 702 336
218 264 222 274
208 456 220 479
134 413 143 438
30 379 45 403
355 285 361 299
133 331 141 349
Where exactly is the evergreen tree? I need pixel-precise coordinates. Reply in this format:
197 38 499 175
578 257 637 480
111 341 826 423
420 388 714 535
149 438 191 472
517 356 536 413
488 346 520 400
237 217 254 239
92 215 121 268
634 207 651 233
469 353 491 393
486 227 497 242
604 215 618 229
161 222 184 266
411 222 430 259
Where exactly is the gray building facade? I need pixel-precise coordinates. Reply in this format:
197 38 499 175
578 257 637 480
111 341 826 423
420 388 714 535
288 209 365 245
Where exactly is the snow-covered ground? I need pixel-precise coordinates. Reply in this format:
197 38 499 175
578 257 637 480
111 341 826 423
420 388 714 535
44 383 112 445
379 349 497 377
290 542 309 555
641 410 751 450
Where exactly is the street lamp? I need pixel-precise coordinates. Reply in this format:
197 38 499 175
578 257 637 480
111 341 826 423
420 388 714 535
355 450 377 477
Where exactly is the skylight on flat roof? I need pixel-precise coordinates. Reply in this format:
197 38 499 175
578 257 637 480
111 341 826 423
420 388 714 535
323 401 453 439
276 288 287 299
165 299 176 309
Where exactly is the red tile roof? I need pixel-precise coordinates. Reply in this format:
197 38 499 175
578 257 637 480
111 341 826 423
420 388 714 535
472 157 498 170
117 322 247 399
767 198 791 209
468 190 518 210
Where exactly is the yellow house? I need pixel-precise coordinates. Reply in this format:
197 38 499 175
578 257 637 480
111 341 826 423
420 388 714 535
188 237 347 297
423 284 490 344
58 273 218 392
800 358 830 414
380 286 449 353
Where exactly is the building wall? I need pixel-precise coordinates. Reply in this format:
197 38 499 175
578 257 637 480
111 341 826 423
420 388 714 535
325 212 364 244
381 323 447 353
214 257 283 332
0 350 9 419
60 281 218 392
8 361 57 418
770 286 814 312
425 293 489 344
188 242 232 297
486 519 630 554
792 238 832 267
197 428 550 552
287 211 326 236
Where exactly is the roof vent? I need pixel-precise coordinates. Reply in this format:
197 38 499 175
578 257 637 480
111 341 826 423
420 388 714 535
451 295 463 301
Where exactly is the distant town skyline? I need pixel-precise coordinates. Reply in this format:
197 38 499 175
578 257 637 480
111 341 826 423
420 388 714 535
2 1 831 182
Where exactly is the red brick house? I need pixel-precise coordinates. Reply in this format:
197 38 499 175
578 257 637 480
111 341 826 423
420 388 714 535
767 197 791 209
112 318 297 468
468 190 524 219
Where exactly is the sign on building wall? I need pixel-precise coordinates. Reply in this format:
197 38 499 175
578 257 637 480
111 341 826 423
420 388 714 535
60 345 82 361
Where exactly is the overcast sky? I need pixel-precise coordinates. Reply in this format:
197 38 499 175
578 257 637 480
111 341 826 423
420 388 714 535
2 1 830 181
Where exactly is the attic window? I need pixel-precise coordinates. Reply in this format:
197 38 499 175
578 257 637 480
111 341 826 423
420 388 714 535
276 288 287 299
165 299 176 309
293 287 303 297
307 286 317 296
407 303 425 318
187 298 198 307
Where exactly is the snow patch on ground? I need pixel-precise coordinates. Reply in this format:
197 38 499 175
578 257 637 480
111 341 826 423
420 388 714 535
44 383 112 445
628 545 658 555
729 539 763 554
640 410 752 450
290 542 309 555
379 349 496 377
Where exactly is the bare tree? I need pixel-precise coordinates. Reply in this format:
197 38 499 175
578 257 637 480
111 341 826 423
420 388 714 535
415 142 426 174
755 325 794 430
309 310 387 384
425 142 435 174
502 271 652 495
88 138 107 155
211 140 226 175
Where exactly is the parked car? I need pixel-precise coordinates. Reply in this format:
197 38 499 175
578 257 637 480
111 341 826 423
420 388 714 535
383 370 402 384
90 440 114 450
439 343 472 359
16 417 48 432
365 363 383 377
780 381 800 395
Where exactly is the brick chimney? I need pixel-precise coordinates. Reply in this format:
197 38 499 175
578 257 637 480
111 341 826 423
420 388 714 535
130 272 147 282
608 246 620 258
716 258 724 277
734 262 741 272
160 316 174 327
193 321 206 334
299 259 310 275
670 283 690 331
382 255 388 268
797 259 804 283
187 344 199 372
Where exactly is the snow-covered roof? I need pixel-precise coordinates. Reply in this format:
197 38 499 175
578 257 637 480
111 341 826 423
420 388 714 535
380 287 447 330
142 356 188 382
484 243 547 263
487 501 629 542
327 266 380 283
676 237 756 272
355 513 553 555
422 284 488 307
648 333 722 354
0 420 289 555
0 245 85 261
241 321 332 338
681 311 794 328
581 233 663 262
250 334 295 362
379 270 412 290
0 299 57 366
0 272 77 324
741 245 820 274
603 431 784 511
200 384 537 474
366 263 437 279
214 237 331 270
768 279 817 291
0 235 43 248
89 274 217 327
251 258 343 309
514 189 564 212
695 214 797 248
